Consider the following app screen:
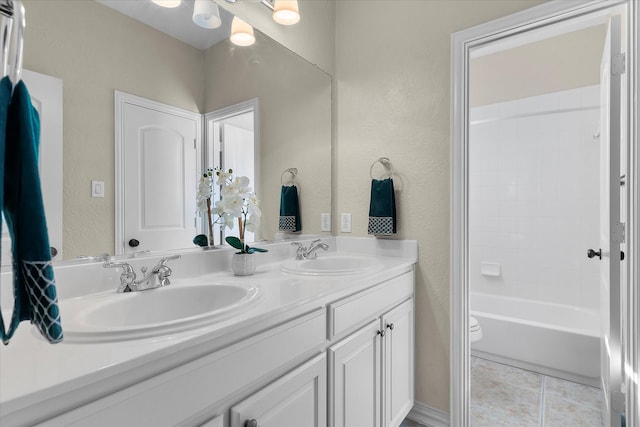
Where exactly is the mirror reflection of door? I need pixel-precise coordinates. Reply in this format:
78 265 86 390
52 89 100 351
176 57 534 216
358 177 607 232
115 92 202 256
467 11 626 427
205 99 257 245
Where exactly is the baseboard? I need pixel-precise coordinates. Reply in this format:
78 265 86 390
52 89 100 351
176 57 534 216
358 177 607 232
407 401 450 427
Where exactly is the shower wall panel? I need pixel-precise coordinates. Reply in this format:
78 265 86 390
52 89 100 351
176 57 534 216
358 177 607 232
469 85 601 311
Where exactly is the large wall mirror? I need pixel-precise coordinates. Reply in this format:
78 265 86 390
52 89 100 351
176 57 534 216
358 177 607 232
21 0 331 260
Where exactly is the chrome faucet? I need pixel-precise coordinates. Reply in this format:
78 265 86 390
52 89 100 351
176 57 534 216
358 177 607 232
291 239 329 260
104 254 181 293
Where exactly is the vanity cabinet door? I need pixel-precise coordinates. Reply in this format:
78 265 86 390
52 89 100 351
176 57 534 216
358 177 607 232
328 319 382 427
383 299 414 427
229 354 326 427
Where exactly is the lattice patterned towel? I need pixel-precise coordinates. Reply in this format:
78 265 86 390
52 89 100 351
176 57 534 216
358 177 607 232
279 185 301 232
368 178 397 236
0 79 62 344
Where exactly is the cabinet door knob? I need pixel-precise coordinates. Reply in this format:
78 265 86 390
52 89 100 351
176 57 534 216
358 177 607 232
129 239 140 248
386 323 394 330
377 329 385 337
245 419 258 427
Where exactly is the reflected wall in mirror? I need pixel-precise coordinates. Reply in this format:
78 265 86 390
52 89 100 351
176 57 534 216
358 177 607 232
21 0 331 259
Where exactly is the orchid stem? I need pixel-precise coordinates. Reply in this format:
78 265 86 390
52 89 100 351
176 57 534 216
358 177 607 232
206 198 214 246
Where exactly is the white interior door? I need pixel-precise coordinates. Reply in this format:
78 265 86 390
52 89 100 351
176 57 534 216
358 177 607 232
116 93 201 255
598 14 624 427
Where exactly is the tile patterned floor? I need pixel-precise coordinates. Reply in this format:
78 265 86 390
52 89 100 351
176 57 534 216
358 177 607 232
470 357 604 427
399 418 427 427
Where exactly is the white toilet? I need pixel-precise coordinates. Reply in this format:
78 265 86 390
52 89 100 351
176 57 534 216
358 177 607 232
470 316 483 343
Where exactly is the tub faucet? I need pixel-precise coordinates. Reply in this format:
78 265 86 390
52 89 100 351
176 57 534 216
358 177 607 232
104 254 181 293
291 239 329 260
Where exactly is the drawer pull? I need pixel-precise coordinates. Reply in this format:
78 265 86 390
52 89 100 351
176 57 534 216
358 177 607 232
245 419 258 427
386 323 394 330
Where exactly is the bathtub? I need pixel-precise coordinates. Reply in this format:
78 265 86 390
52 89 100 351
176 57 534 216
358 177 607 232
470 293 601 387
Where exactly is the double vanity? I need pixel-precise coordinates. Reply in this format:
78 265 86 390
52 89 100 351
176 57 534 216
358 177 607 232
0 237 417 427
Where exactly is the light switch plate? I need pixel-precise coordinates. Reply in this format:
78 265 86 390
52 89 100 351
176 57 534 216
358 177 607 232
340 213 352 233
91 180 105 198
321 213 331 232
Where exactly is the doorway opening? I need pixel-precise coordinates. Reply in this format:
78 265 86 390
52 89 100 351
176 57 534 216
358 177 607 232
204 98 259 245
451 2 638 426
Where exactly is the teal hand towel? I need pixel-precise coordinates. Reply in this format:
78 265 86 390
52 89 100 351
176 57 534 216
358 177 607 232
1 80 62 344
368 178 397 235
279 185 301 232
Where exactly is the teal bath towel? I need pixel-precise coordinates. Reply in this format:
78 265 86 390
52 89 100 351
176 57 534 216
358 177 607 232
368 178 397 235
279 185 301 232
0 79 62 344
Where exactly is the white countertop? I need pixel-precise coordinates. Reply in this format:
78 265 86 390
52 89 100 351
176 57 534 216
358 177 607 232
0 237 417 423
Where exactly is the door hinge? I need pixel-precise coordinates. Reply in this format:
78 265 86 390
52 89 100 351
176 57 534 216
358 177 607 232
613 222 625 244
193 138 197 150
612 53 626 76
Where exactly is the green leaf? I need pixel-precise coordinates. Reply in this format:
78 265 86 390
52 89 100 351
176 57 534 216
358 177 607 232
249 247 268 253
193 234 208 247
225 236 244 250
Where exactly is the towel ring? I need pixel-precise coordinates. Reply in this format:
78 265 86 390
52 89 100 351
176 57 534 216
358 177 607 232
370 157 395 180
281 168 298 186
8 0 25 87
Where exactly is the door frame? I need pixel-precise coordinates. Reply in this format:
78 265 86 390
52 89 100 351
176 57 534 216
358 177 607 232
203 97 260 195
450 1 639 425
114 91 203 255
203 98 260 242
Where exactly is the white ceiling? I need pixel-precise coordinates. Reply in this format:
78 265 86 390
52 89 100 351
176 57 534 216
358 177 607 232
97 0 235 50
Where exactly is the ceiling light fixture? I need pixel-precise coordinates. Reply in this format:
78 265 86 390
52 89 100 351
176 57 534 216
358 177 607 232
193 0 222 29
272 0 300 26
230 16 255 47
151 0 181 8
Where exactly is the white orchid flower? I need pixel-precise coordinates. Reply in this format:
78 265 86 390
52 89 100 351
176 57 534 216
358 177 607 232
196 175 213 212
202 169 262 239
216 169 233 187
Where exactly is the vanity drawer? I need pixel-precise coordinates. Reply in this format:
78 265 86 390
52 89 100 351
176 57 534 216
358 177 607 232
328 271 413 339
41 309 326 426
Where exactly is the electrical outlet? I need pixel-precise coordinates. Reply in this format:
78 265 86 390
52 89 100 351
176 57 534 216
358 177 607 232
340 213 352 233
321 213 331 232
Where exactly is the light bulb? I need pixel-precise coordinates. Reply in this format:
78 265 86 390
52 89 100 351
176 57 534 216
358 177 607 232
152 0 181 8
273 0 300 26
193 0 222 29
230 17 256 47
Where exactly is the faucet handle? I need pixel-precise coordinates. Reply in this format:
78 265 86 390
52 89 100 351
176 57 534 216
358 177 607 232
103 261 135 277
157 254 181 266
309 239 321 246
291 242 306 260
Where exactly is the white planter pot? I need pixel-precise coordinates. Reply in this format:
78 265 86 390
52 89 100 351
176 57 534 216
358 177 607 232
231 253 256 276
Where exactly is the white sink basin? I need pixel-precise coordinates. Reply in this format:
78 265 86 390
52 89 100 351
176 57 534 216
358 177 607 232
60 283 260 342
281 255 382 276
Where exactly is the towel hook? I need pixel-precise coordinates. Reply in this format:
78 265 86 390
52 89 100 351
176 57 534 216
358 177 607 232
370 157 394 180
281 167 298 186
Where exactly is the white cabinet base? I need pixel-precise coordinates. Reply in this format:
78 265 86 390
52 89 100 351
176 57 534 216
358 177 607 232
230 354 326 427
